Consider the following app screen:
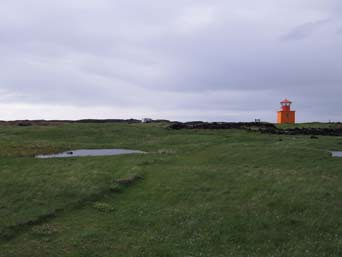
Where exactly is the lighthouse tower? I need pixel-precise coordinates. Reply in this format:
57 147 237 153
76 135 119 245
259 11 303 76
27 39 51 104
277 99 295 124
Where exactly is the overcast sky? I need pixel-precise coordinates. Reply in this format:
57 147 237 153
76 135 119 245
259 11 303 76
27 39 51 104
0 0 341 122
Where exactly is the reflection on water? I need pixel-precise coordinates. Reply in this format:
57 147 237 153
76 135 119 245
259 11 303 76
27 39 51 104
331 151 342 157
36 149 145 159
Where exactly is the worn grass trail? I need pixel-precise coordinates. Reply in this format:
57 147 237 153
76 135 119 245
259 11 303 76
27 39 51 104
0 123 342 257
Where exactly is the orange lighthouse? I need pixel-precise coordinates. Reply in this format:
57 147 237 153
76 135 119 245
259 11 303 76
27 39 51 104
277 98 295 124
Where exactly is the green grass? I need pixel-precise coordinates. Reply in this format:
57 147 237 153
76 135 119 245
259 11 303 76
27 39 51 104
0 123 342 257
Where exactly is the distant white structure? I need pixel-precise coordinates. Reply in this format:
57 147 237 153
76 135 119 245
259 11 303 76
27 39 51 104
142 118 153 123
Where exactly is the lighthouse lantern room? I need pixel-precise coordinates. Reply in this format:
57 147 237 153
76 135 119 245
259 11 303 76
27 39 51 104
277 99 295 124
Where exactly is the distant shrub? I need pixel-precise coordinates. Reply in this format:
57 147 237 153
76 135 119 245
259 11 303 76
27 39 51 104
17 122 32 127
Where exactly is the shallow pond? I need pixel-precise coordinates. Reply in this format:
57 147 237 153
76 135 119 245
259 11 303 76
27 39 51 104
331 151 342 157
36 149 145 159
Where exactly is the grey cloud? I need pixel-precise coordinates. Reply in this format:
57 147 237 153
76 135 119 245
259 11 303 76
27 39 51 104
337 26 342 34
281 19 332 41
0 0 341 122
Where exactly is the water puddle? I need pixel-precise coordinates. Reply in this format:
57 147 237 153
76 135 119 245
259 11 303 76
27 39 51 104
331 151 342 157
36 149 145 159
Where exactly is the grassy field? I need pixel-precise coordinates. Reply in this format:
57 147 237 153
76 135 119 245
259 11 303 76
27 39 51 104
0 122 342 257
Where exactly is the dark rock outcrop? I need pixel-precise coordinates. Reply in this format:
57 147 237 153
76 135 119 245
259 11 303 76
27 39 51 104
168 122 342 136
168 122 276 130
259 127 342 136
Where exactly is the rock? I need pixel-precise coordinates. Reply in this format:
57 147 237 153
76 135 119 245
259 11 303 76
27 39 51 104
168 122 276 130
